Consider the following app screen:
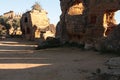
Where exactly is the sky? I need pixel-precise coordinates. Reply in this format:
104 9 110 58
0 0 120 24
0 0 61 25
115 10 120 24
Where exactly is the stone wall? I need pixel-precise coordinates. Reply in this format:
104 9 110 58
100 24 120 52
3 11 21 19
21 9 55 40
3 11 14 19
30 10 49 29
57 0 120 49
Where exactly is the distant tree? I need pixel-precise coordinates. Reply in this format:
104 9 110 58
0 16 21 36
0 16 11 34
0 25 7 36
0 16 7 25
11 18 20 35
32 2 42 12
12 19 20 29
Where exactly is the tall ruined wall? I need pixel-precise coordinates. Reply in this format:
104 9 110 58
21 9 55 40
57 0 120 49
57 0 87 43
30 10 50 29
100 24 120 52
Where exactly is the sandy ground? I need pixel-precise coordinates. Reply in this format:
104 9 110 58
0 38 116 80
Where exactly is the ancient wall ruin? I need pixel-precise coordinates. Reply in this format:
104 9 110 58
57 0 120 50
1 11 22 36
3 11 14 19
3 11 21 19
20 9 55 40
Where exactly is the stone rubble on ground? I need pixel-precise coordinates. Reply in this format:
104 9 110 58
89 57 120 80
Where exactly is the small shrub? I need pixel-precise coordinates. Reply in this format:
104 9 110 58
32 2 42 12
36 38 61 49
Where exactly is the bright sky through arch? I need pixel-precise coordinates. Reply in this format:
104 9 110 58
0 0 61 25
115 10 120 24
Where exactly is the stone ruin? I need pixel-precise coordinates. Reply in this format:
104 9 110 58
56 0 120 51
20 9 55 40
3 10 22 19
1 11 22 36
100 24 120 52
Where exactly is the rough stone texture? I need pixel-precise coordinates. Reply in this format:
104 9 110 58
57 0 120 49
20 10 55 40
3 11 22 19
30 10 49 29
100 24 120 52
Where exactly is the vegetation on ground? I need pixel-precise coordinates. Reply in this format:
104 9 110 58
0 16 21 36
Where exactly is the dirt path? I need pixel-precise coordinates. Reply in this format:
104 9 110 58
0 38 115 80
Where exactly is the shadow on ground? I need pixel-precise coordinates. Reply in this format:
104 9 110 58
0 38 116 80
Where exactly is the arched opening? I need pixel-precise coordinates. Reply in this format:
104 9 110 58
115 10 120 24
24 17 28 23
68 1 84 15
103 10 118 37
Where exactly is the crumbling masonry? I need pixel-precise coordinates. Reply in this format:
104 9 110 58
56 0 120 50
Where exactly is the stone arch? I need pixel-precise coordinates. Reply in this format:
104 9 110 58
103 10 119 36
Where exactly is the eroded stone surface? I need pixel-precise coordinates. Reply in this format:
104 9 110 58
21 9 55 40
100 24 120 52
57 0 120 50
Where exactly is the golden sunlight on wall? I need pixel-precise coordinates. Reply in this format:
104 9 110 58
68 3 84 15
103 11 117 37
